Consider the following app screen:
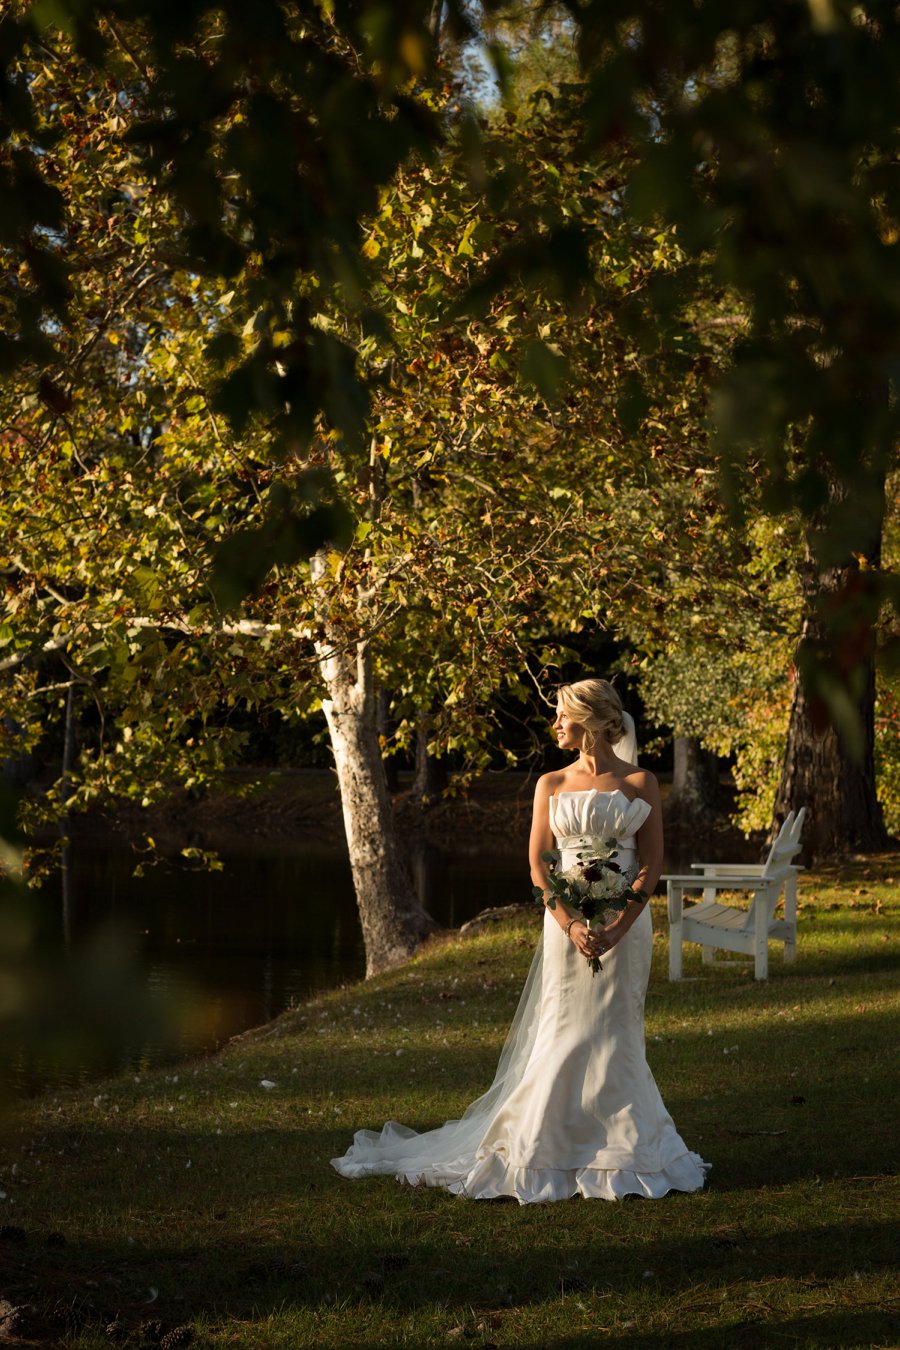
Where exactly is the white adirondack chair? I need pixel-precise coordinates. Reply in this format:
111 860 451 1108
664 809 806 981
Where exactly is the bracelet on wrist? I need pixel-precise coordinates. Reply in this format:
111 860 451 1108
564 917 581 939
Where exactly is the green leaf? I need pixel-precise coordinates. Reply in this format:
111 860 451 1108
519 339 569 401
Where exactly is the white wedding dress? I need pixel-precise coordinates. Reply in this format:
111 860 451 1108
331 788 709 1204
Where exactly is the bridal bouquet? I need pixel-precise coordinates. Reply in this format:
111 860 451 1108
533 840 646 974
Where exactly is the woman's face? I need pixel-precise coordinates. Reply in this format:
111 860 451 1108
553 702 584 751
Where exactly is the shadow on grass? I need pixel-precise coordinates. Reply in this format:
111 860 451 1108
508 1308 900 1350
760 939 900 979
275 997 899 1191
5 909 898 1344
2 1205 899 1342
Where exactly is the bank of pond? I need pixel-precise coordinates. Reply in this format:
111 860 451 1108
14 837 524 1094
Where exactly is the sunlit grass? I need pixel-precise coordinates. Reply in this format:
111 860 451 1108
1 856 898 1347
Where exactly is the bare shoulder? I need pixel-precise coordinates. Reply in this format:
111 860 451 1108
534 770 565 798
530 771 560 834
626 767 661 801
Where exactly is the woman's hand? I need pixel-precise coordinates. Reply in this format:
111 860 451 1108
597 914 630 952
567 919 607 961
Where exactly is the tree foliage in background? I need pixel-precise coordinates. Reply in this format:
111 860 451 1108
4 0 900 865
4 37 730 973
565 0 899 852
634 514 800 834
1 49 692 812
5 2 899 644
874 471 900 836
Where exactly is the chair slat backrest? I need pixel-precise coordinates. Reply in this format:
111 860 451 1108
742 881 784 932
762 807 806 876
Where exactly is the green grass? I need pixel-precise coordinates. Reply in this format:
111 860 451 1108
2 857 899 1348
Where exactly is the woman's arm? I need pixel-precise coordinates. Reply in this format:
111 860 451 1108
631 770 664 898
601 771 664 948
528 775 555 900
529 777 599 957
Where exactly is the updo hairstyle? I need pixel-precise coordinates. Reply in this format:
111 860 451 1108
556 678 626 754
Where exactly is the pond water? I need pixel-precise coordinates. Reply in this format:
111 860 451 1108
19 839 525 1092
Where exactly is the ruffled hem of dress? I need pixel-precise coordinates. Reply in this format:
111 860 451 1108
332 1148 710 1205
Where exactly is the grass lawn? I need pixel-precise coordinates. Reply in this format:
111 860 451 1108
1 857 899 1348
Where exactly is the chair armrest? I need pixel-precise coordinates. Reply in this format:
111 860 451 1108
666 881 683 925
690 863 766 875
661 873 778 888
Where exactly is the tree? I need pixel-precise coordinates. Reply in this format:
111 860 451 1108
7 2 899 697
772 509 889 856
614 474 798 825
465 2 900 854
7 0 900 925
3 50 707 971
311 553 439 972
557 4 900 851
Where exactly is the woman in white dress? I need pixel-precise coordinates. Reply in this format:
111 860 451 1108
331 677 708 1203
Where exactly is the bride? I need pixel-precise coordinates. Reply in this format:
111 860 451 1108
331 677 709 1203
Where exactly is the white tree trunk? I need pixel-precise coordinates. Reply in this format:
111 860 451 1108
317 634 437 976
667 735 718 818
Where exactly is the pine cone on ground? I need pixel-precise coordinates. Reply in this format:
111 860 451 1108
140 1317 166 1343
380 1252 409 1271
0 1301 28 1338
559 1274 588 1293
160 1325 195 1349
0 1302 46 1339
105 1319 128 1342
44 1298 88 1334
242 1256 289 1282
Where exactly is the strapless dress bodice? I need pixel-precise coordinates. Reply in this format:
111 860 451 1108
549 788 651 854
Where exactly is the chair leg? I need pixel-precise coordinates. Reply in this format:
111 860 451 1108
783 872 798 963
669 924 683 980
667 883 683 981
754 910 769 980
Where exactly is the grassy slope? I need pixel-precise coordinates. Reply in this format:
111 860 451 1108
1 859 899 1349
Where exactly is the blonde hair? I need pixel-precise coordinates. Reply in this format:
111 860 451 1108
556 678 625 755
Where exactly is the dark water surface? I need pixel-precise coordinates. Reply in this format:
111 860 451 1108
24 839 525 1091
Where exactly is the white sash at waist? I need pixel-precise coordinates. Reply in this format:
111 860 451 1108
556 834 637 853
